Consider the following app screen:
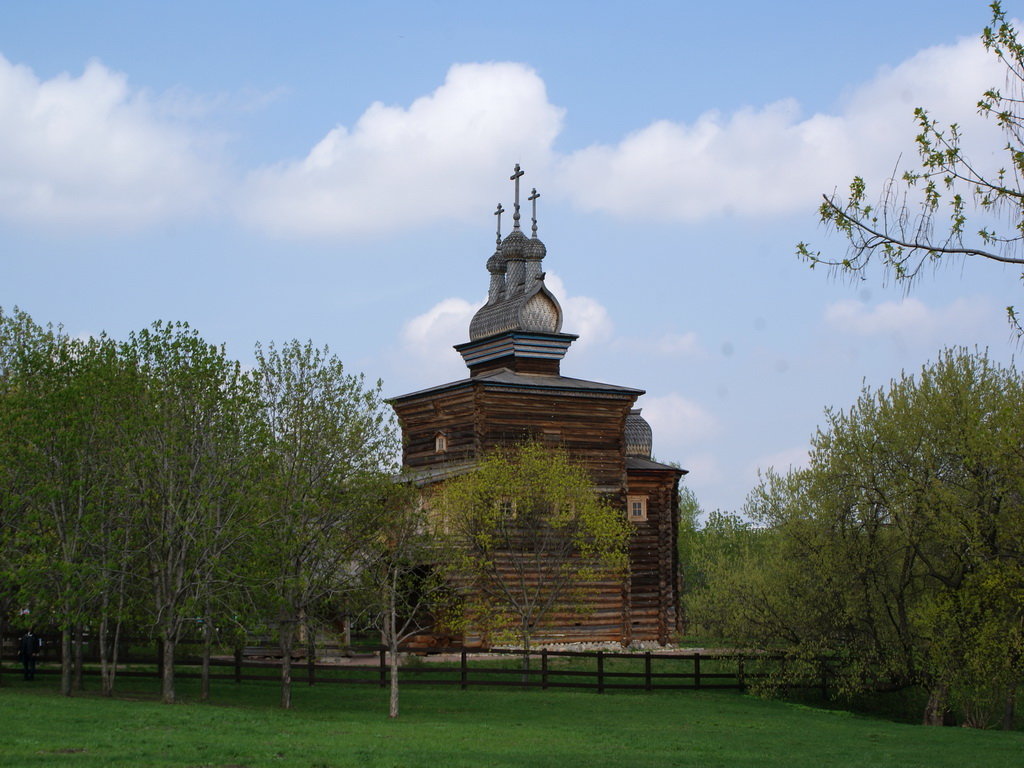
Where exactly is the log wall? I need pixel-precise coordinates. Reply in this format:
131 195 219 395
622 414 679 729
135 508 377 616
391 377 682 646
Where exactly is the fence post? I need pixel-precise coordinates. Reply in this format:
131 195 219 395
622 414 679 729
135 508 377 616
308 652 315 687
379 648 386 688
819 658 828 699
694 653 701 690
737 656 745 692
234 646 242 684
541 649 548 690
644 651 652 691
597 651 605 694
460 649 467 691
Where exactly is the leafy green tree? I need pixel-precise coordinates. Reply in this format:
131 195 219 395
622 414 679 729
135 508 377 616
120 321 261 705
0 312 132 696
253 339 397 709
690 349 1024 727
438 443 630 667
797 3 1024 332
351 482 455 719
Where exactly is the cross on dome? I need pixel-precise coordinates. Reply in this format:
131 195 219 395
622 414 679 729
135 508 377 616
510 163 524 230
494 202 504 245
528 188 540 237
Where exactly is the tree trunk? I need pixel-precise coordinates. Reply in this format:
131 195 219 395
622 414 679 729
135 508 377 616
388 591 400 719
923 683 953 726
161 636 176 704
1003 687 1017 731
72 624 84 692
60 628 73 696
520 621 531 686
98 615 114 697
279 620 294 710
0 610 7 686
200 619 212 702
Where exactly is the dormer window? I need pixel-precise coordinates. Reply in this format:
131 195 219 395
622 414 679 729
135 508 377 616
627 495 648 522
434 432 448 453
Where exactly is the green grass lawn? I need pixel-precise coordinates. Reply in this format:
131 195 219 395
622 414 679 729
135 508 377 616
1 671 1021 768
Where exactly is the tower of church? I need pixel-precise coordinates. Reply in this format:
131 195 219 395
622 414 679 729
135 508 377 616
390 166 686 645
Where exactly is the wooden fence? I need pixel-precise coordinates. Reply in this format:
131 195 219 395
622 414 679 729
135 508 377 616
0 634 826 695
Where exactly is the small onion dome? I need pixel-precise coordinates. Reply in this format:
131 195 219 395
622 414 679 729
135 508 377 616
500 228 528 259
486 250 505 274
524 236 547 262
625 409 653 458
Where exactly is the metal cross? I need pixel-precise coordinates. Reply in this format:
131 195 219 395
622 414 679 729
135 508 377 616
528 188 540 237
510 164 524 229
494 203 504 245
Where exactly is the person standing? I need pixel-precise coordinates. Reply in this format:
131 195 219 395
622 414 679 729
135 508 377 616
18 630 42 681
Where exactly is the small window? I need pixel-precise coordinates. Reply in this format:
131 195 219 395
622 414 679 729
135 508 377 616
497 498 516 518
627 495 648 522
434 432 447 453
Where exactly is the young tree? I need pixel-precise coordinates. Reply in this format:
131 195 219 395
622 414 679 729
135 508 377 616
351 483 455 719
438 444 630 670
797 3 1024 332
0 313 129 696
253 339 398 709
120 321 261 705
690 349 1024 727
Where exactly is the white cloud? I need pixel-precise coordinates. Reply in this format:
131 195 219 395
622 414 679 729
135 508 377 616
395 271 612 381
556 33 1004 220
399 296 481 382
639 393 718 449
240 62 564 237
824 296 995 339
0 55 217 227
677 453 724 490
749 446 809 478
654 331 700 356
544 272 613 349
2 27 1008 235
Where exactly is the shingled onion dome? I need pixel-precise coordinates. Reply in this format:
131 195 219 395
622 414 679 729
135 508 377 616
485 249 506 304
625 409 653 458
468 167 563 341
501 228 529 296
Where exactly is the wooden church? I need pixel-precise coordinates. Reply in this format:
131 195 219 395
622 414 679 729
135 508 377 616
390 166 686 645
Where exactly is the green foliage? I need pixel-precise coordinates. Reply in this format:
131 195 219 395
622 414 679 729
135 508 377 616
797 2 1024 333
0 309 401 705
689 349 1024 727
438 443 630 649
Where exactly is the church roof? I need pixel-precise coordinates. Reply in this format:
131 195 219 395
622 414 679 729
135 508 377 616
626 456 689 475
389 366 644 404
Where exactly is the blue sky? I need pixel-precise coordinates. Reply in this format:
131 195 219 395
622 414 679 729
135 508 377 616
1 1 1019 514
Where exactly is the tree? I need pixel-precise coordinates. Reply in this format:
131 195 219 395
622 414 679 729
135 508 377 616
689 349 1024 727
438 444 630 669
351 483 455 719
0 312 131 696
253 339 398 709
120 321 261 705
797 3 1024 333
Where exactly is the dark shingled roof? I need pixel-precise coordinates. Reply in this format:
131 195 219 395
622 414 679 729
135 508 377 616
626 456 688 474
389 367 644 404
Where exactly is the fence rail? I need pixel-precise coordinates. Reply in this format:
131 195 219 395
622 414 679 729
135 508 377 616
0 634 827 695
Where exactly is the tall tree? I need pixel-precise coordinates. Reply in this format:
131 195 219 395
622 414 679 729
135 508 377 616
0 312 128 695
690 349 1024 727
438 443 630 668
253 339 397 709
120 321 260 704
797 3 1024 332
352 483 454 719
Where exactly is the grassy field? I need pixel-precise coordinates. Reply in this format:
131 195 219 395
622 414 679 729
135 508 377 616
1 671 1022 767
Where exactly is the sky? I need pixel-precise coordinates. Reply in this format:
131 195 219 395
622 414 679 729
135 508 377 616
1 1 1020 515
